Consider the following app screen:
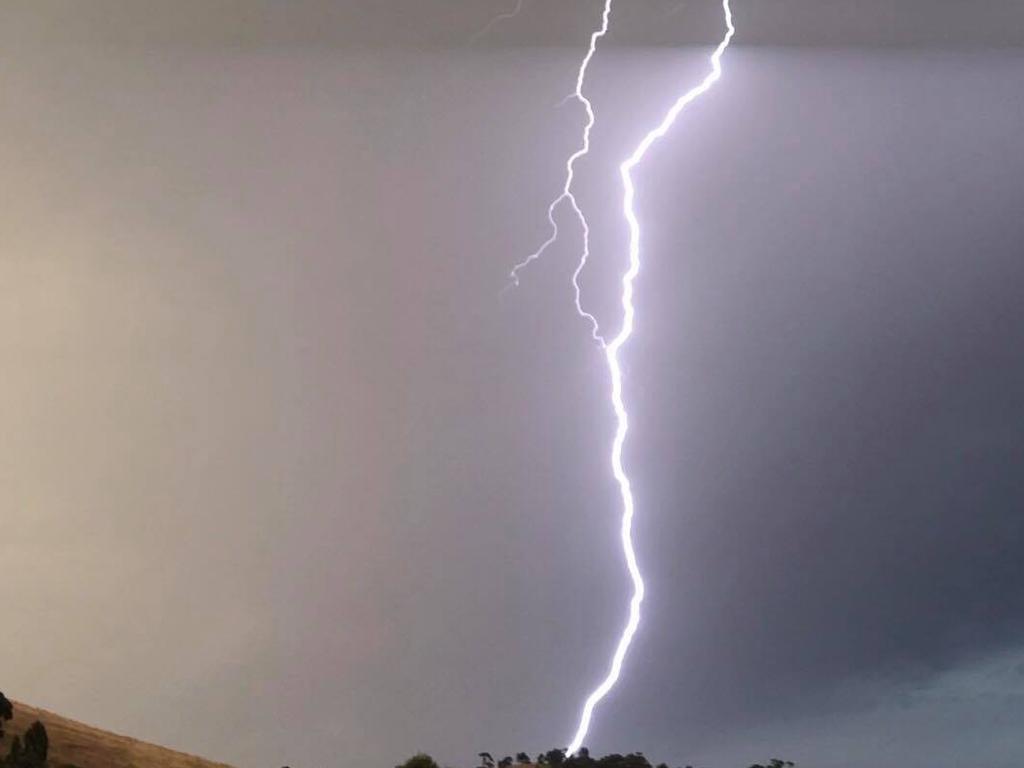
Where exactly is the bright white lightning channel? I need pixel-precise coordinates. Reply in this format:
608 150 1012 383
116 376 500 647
507 0 736 756
565 0 735 755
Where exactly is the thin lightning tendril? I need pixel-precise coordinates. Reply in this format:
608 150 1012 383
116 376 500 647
508 0 611 345
471 0 526 44
564 0 736 755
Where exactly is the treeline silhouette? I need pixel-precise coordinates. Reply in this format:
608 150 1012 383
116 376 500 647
395 749 794 768
0 693 50 768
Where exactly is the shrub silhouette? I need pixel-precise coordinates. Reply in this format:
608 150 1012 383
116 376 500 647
4 736 23 766
396 753 441 768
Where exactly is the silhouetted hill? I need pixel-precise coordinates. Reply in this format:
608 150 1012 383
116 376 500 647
6 701 233 768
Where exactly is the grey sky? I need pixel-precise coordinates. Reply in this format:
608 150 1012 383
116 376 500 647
2 3 1024 768
5 1 1024 48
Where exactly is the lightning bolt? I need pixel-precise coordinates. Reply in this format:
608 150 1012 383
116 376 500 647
471 0 526 44
565 1 735 754
507 0 611 344
505 0 737 755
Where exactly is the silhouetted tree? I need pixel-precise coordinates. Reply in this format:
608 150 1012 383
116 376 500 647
21 721 47 767
544 749 566 766
3 722 47 768
0 693 11 742
455 748 795 768
566 746 599 768
396 754 440 768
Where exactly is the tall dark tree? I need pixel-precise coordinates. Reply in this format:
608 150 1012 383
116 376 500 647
0 693 11 742
21 721 48 767
498 756 513 768
516 753 531 764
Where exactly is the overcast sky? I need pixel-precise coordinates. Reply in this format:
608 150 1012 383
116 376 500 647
2 3 1024 768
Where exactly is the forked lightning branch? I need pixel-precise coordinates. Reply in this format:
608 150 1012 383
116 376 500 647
505 0 736 754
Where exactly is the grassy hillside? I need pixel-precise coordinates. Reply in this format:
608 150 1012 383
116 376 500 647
6 701 234 768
